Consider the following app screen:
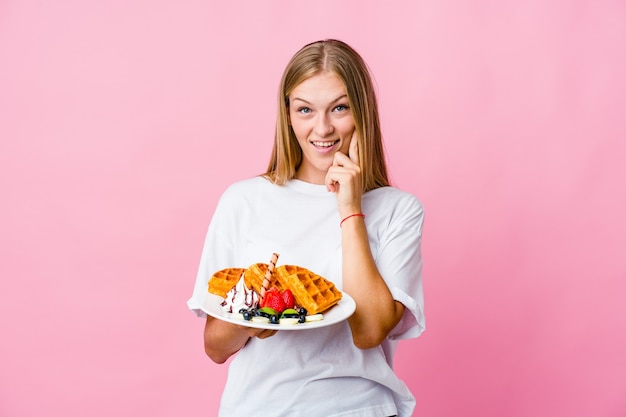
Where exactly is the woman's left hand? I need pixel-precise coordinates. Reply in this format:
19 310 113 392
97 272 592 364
325 130 362 215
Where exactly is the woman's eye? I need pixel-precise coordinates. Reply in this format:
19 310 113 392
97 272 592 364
333 104 349 112
297 107 312 114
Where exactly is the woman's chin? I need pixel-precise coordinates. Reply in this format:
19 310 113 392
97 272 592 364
295 166 331 184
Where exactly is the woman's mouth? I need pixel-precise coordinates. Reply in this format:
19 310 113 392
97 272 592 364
311 140 340 152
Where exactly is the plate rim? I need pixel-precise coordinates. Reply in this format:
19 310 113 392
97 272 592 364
201 292 356 331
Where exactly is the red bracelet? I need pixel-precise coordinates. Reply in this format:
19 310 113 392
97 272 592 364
340 213 365 227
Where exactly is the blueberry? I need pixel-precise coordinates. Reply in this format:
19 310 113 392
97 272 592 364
270 315 279 325
242 310 252 321
298 315 306 323
298 307 308 316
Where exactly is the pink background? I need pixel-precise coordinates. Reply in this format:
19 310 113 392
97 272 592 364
1 1 625 416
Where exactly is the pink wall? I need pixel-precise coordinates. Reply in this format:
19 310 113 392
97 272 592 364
1 1 624 416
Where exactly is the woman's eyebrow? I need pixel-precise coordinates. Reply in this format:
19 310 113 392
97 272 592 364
291 94 348 105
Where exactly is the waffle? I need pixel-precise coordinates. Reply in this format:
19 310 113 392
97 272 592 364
243 263 284 294
275 265 342 314
208 267 246 298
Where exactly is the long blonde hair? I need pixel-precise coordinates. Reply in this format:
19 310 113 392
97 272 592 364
264 39 389 192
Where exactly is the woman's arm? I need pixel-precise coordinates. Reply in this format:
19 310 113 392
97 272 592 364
326 133 404 349
340 216 405 349
204 317 277 364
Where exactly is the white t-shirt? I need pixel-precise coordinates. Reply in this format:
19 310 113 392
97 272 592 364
188 177 425 417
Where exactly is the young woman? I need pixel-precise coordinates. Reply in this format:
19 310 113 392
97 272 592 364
188 39 425 417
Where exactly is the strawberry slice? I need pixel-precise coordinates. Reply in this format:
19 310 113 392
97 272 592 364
281 289 295 309
263 289 286 313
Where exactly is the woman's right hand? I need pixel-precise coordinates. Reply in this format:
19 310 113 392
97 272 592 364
244 327 277 339
203 316 276 364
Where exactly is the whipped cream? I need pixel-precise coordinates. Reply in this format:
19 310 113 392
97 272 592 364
220 275 259 313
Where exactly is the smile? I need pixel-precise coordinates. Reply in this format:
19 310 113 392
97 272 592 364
311 140 339 148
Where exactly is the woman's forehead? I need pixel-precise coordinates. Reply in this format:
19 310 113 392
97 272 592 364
289 72 347 101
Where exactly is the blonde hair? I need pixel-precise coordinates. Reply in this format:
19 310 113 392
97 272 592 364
264 39 389 192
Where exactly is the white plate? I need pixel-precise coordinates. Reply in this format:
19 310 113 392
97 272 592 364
201 292 356 330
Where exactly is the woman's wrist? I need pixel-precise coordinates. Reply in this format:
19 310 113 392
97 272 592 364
340 213 365 227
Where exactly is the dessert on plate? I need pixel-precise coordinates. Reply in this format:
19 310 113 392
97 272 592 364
208 254 342 325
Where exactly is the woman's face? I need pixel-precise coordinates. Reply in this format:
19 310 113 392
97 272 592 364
289 71 355 184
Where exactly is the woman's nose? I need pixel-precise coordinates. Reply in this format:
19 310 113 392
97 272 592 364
314 114 334 137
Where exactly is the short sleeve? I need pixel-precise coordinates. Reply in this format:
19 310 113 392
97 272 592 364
186 185 242 317
374 192 426 340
